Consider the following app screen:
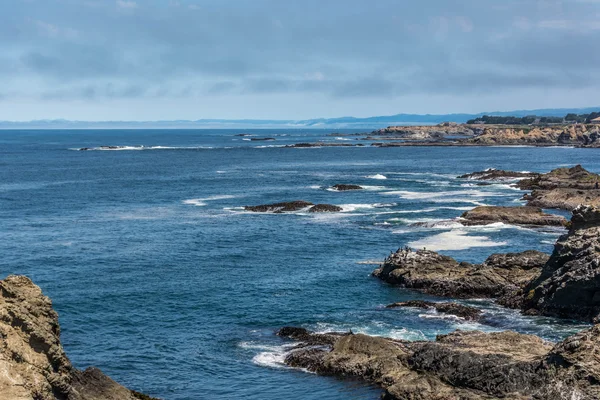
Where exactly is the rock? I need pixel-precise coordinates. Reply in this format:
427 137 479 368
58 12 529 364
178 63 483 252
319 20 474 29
308 204 343 213
235 133 251 136
459 206 568 227
244 201 314 212
465 124 600 147
373 248 548 300
517 165 600 210
0 275 157 400
521 205 600 321
386 300 483 321
458 168 538 181
331 184 363 191
250 137 275 141
280 325 600 399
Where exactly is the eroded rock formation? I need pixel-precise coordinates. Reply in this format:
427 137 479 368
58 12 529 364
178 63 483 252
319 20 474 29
459 206 567 227
0 275 156 400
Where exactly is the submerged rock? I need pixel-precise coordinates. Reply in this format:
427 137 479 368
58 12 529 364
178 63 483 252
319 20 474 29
331 184 363 191
459 206 568 227
517 165 600 210
280 325 600 399
250 137 275 141
521 205 600 321
373 248 548 300
285 142 364 148
244 201 314 212
0 275 157 400
386 300 483 321
458 168 538 181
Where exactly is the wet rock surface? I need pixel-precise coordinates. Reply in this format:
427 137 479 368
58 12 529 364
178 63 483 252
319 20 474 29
0 275 157 400
459 206 568 227
386 300 483 321
244 201 342 213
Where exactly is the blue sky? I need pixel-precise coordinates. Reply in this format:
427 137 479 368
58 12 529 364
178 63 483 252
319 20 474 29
1 0 599 120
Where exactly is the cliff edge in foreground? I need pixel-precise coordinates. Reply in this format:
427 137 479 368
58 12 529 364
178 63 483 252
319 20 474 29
0 275 157 400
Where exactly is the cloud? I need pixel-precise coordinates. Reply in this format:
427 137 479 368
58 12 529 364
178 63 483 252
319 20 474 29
116 0 137 9
0 0 599 119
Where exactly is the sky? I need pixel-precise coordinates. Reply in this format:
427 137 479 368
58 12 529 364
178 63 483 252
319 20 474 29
1 0 599 121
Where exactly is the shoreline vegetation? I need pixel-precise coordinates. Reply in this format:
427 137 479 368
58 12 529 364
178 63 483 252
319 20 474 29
275 165 600 399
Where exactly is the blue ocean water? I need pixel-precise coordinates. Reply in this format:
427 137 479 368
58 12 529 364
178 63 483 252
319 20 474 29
0 129 595 400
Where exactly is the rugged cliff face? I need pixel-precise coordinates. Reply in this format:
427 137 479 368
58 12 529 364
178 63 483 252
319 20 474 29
280 325 600 399
522 205 600 322
0 275 156 400
517 165 600 210
373 249 548 300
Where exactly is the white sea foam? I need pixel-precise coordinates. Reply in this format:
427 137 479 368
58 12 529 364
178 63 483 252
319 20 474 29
182 195 237 206
366 174 387 180
408 230 507 251
382 189 512 200
239 342 296 369
312 322 426 341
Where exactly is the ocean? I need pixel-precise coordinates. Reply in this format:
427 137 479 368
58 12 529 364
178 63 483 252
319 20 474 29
0 129 595 399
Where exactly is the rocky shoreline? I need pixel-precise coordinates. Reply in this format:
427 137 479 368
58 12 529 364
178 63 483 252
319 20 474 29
274 165 600 399
0 275 157 400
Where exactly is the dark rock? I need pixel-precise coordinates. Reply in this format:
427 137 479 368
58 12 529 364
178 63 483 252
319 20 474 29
250 137 276 141
285 142 364 148
386 300 483 321
517 165 600 210
373 248 547 300
331 184 363 191
308 204 343 213
459 206 568 227
522 205 600 321
280 325 600 399
458 168 538 181
244 201 314 213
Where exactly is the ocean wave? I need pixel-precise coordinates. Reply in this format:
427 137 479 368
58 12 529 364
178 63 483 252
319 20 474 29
408 230 508 251
182 195 237 206
366 174 387 180
339 203 397 212
311 322 426 341
238 342 297 370
381 189 513 200
72 145 215 151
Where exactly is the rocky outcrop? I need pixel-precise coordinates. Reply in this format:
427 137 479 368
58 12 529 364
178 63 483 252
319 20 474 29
0 275 157 400
279 325 600 399
465 124 600 147
331 184 363 191
459 206 568 227
385 300 482 321
372 124 480 139
244 201 342 213
244 201 314 212
458 168 538 181
517 165 600 210
521 205 600 321
373 248 548 300
307 204 343 213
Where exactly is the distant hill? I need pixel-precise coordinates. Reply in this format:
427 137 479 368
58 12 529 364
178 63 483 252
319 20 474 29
1 107 599 130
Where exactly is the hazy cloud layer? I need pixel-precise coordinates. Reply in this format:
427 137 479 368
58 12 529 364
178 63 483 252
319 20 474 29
1 0 599 119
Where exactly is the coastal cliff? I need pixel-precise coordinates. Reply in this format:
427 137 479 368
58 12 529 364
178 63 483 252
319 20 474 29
0 275 156 400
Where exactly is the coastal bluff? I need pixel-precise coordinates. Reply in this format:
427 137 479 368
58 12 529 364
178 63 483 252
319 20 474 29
0 275 156 400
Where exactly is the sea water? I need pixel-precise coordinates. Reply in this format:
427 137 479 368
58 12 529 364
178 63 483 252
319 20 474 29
0 129 594 399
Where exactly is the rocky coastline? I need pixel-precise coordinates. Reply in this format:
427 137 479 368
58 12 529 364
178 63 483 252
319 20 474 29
275 165 600 399
0 275 157 400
